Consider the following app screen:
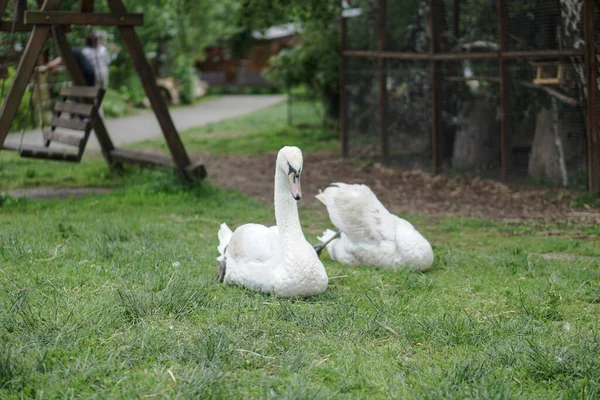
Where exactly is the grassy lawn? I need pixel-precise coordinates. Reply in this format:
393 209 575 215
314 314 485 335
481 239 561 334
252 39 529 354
1 99 600 399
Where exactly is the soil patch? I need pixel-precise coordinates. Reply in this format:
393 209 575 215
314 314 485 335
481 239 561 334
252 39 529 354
196 150 600 221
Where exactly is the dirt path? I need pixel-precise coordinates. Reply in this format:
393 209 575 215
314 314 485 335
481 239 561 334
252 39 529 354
200 150 600 222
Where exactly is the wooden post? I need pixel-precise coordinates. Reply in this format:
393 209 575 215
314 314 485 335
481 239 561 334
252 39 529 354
377 0 388 163
107 0 197 180
583 0 599 193
52 26 119 168
0 0 60 148
0 0 10 19
497 0 511 182
428 0 440 173
13 0 27 22
340 11 349 157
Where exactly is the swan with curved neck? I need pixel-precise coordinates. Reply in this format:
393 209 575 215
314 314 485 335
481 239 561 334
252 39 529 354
217 146 328 298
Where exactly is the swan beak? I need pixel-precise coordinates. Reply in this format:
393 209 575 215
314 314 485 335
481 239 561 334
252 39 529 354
288 173 302 200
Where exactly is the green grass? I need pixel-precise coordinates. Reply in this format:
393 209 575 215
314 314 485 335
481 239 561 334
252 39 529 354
1 98 600 398
0 154 123 191
1 171 600 399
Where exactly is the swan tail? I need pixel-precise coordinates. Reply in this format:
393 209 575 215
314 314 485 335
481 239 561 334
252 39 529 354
317 228 339 244
216 223 233 262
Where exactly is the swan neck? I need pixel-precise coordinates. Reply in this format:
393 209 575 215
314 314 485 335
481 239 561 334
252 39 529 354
274 168 303 243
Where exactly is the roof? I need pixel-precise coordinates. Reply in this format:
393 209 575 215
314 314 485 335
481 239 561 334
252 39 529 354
252 23 300 40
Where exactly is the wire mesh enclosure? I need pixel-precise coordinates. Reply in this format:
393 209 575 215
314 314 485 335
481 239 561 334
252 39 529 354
340 0 600 192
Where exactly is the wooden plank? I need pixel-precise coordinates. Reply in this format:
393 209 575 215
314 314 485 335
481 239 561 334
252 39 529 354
59 85 101 99
54 101 94 116
107 0 198 180
43 129 83 147
49 116 89 131
19 145 79 162
52 26 118 168
25 11 144 26
110 148 175 167
0 0 59 148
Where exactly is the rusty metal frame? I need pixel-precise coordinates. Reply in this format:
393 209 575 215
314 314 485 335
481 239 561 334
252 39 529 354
340 0 599 193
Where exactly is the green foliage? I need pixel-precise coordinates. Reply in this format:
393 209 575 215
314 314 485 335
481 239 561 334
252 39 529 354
0 67 37 133
172 55 194 105
240 0 341 118
102 1 240 102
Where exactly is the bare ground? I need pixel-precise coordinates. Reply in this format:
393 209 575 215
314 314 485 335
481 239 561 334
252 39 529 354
199 150 600 223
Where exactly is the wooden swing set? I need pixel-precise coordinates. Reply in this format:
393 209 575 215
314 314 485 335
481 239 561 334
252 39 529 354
0 0 206 181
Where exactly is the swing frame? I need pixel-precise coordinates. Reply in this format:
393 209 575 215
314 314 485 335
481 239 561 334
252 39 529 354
0 0 206 181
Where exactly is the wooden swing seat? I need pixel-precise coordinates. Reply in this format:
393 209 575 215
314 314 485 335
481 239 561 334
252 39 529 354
2 85 105 162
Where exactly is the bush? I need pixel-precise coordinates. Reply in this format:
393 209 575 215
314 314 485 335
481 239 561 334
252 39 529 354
0 67 37 132
172 55 194 105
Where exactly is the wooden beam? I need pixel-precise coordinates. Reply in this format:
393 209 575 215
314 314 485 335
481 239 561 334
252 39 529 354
14 0 27 22
0 21 31 31
25 11 144 26
110 148 175 167
583 0 599 193
377 0 388 163
497 0 511 183
52 26 119 168
0 0 61 148
339 14 348 157
0 0 9 19
428 0 440 174
107 0 202 181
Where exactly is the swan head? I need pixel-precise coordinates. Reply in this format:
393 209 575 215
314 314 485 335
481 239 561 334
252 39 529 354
277 146 303 201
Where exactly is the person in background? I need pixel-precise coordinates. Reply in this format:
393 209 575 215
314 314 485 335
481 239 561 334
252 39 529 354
37 46 96 87
82 33 111 90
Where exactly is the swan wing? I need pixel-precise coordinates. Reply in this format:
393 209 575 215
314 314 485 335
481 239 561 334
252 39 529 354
223 223 283 292
316 182 395 242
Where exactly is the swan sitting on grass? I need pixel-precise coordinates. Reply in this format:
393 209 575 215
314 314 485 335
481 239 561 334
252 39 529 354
216 146 328 298
314 182 434 272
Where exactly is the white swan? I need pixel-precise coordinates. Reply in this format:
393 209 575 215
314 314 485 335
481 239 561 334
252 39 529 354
315 182 434 271
216 146 328 298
